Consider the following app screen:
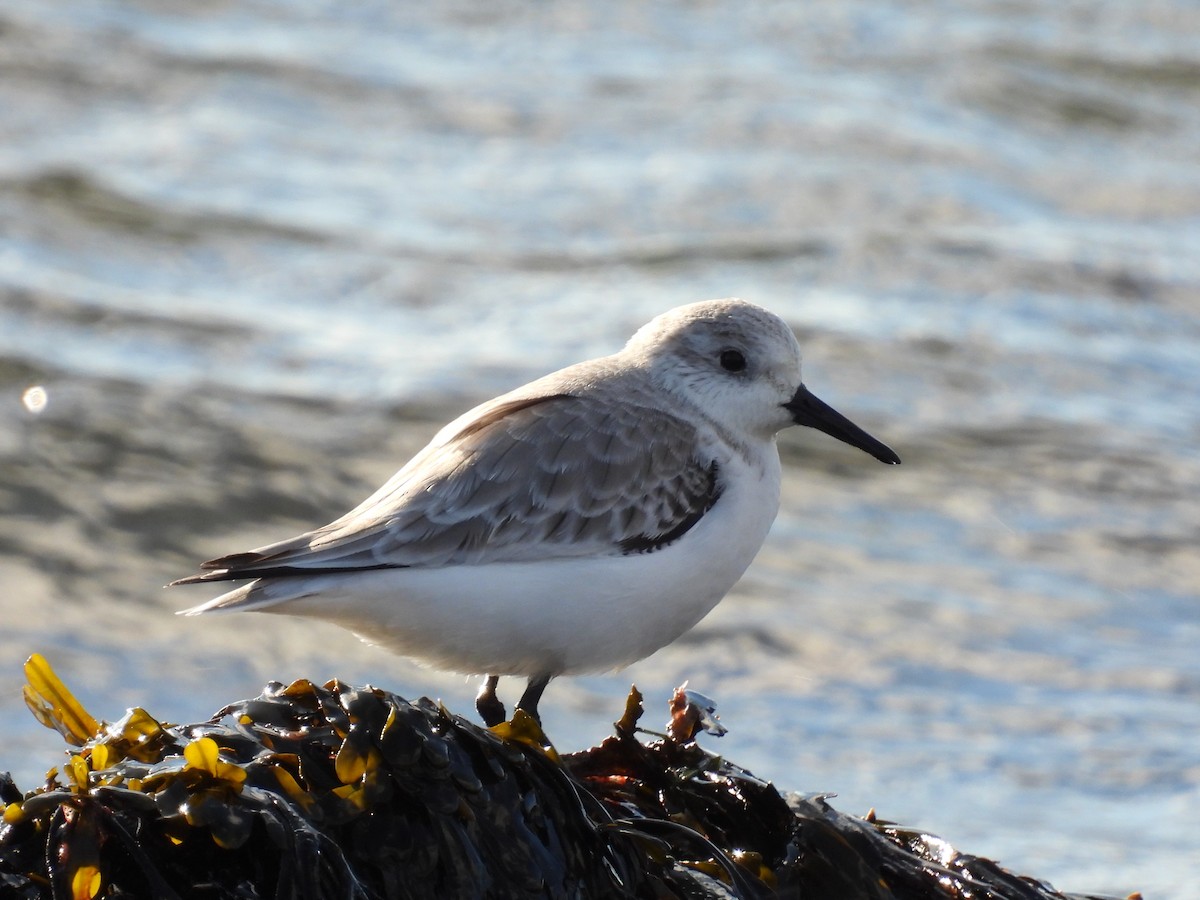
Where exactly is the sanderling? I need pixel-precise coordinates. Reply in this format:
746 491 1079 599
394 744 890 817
175 299 899 725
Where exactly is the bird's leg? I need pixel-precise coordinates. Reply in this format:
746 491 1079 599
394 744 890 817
515 674 551 725
476 675 506 727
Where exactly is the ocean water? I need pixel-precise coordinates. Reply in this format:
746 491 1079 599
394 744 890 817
2 1 1198 896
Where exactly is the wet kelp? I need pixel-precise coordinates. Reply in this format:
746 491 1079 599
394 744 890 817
1 656 1128 900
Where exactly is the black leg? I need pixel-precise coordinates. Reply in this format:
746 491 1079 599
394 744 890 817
516 674 551 725
476 675 506 727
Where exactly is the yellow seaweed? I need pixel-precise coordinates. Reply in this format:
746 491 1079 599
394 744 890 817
489 709 560 763
22 654 100 746
70 864 102 900
183 737 246 788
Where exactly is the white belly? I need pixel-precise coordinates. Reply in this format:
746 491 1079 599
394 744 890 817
261 447 783 676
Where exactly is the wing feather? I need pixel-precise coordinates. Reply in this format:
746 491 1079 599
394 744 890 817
174 391 722 584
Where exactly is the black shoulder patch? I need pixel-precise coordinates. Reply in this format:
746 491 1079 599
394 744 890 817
618 462 722 555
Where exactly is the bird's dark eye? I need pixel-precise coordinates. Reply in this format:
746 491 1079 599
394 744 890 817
719 349 747 373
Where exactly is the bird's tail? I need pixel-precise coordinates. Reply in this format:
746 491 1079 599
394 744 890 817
176 581 262 616
176 577 319 616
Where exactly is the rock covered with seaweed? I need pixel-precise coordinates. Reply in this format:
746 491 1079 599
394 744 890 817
0 656 1131 900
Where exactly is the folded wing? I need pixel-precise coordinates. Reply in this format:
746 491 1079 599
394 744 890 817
173 392 722 586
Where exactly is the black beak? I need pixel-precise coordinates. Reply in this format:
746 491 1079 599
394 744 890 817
783 385 900 465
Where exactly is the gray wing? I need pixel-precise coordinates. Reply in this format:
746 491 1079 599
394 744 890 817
175 392 722 583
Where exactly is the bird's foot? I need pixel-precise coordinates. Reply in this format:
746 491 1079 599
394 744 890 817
476 675 506 727
514 673 550 726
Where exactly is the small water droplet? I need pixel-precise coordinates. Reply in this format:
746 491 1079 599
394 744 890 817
22 385 48 415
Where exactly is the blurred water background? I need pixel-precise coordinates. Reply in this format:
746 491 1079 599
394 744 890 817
2 1 1199 896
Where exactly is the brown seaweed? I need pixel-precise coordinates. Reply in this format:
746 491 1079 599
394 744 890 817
0 656 1133 900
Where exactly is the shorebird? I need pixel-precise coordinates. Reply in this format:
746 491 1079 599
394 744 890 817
175 299 899 725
